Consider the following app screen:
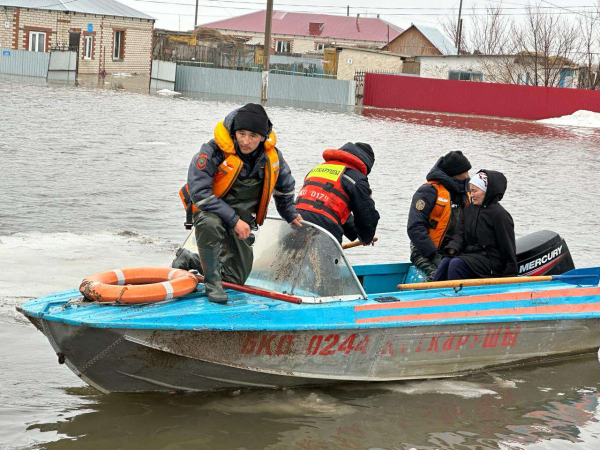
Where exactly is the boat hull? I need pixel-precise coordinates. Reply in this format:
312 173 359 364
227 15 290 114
30 316 600 393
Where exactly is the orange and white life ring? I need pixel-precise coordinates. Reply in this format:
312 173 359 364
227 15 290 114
79 267 198 304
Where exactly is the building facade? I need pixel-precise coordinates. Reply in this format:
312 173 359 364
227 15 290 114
418 54 579 88
383 25 457 56
201 11 403 55
336 47 406 81
0 1 154 75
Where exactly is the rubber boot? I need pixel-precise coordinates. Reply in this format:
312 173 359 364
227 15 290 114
171 248 203 274
198 246 229 304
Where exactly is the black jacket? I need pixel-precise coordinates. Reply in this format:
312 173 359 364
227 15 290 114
447 170 517 277
298 143 380 244
407 160 470 259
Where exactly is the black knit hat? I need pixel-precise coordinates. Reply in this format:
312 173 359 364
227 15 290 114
232 103 271 137
439 151 471 177
355 142 375 165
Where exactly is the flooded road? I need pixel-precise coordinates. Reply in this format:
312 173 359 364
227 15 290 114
2 74 600 449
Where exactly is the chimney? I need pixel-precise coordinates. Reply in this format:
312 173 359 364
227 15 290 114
356 13 360 26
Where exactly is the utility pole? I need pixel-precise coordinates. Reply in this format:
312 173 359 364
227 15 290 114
457 18 463 56
455 0 463 56
194 0 199 28
347 5 349 16
261 0 273 105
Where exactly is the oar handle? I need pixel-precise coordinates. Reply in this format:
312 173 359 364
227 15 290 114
398 275 553 291
342 237 378 250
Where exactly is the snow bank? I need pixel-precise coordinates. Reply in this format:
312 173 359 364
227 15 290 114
538 110 600 128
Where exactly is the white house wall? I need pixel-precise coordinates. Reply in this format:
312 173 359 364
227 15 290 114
418 55 579 88
337 48 404 81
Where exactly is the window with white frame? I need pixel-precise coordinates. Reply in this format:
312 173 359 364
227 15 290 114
113 30 124 60
315 42 326 51
29 31 46 52
448 70 483 82
84 35 93 59
275 40 291 53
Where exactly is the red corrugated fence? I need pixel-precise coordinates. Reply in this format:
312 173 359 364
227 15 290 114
363 74 600 120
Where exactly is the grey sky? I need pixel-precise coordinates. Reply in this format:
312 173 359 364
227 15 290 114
117 0 599 36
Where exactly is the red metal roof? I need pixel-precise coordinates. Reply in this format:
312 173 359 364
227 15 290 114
201 11 403 43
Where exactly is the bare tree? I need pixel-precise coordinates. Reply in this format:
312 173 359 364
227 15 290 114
577 2 600 89
439 10 469 54
469 2 512 55
514 3 579 87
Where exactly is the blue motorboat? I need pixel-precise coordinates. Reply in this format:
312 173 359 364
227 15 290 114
18 219 600 393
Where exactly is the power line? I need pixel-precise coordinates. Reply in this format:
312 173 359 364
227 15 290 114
129 0 600 11
144 8 600 18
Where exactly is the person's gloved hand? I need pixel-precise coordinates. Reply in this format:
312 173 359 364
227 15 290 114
446 247 457 256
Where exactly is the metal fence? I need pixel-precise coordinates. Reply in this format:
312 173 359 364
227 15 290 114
0 49 49 77
0 49 76 78
176 65 261 97
363 72 600 120
174 64 354 105
151 60 177 82
270 73 354 105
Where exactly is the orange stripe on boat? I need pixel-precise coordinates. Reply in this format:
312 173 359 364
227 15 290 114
356 301 600 324
355 287 600 312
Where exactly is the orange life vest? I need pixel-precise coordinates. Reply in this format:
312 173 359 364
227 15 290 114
179 121 279 228
296 149 367 226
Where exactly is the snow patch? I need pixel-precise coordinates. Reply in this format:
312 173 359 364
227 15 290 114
157 89 181 96
112 73 133 78
538 110 600 128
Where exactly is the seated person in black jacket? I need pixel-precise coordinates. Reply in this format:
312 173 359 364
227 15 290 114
433 170 517 281
295 142 379 245
407 151 471 281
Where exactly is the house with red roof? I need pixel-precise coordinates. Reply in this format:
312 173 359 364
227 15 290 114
201 11 403 54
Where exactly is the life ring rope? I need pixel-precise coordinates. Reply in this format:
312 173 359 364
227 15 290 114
79 267 198 304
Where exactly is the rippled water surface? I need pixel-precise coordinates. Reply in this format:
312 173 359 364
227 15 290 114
1 74 600 449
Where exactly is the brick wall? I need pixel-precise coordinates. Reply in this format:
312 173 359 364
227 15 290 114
101 17 153 74
0 7 17 49
3 7 153 75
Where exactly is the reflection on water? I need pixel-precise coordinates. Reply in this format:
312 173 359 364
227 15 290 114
2 323 599 450
2 74 600 449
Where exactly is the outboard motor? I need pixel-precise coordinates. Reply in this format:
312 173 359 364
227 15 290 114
516 230 575 276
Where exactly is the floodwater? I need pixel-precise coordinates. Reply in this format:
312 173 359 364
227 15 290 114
1 74 600 449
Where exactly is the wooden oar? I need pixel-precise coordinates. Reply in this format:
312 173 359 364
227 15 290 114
342 237 378 250
194 274 303 304
398 271 600 291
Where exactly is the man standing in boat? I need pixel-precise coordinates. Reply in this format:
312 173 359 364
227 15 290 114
183 104 302 304
295 142 379 245
407 151 471 281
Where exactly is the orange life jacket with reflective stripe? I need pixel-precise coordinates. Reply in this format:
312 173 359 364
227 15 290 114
427 181 452 249
179 121 279 228
295 149 367 226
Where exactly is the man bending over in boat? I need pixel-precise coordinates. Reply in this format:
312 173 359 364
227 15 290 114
433 170 517 281
295 142 379 245
181 104 302 304
407 151 471 281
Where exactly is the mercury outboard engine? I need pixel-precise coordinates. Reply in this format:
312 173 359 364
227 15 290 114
516 230 575 276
